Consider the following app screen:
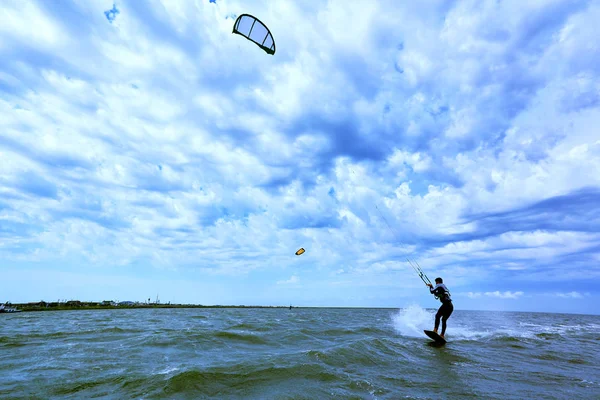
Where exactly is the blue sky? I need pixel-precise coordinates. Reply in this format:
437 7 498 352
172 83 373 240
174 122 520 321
1 0 599 314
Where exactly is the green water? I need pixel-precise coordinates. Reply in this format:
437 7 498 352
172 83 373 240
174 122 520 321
1 307 599 399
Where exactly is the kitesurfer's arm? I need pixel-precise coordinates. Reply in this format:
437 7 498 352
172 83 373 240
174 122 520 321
427 283 443 296
427 283 435 294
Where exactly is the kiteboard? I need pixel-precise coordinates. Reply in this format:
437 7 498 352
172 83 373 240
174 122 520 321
424 330 447 344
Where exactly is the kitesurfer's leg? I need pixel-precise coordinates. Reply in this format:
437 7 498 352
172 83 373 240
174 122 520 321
434 305 443 333
440 302 454 337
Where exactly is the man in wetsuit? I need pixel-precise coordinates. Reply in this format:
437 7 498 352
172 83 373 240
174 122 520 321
427 277 453 338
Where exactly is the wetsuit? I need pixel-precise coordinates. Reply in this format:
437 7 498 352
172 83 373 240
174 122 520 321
430 283 453 336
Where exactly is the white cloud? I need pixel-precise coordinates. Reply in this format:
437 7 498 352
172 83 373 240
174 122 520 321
554 291 587 299
466 291 524 299
277 275 299 285
0 0 599 310
0 1 69 50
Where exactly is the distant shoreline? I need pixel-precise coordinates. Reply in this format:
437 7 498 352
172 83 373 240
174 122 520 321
4 304 598 316
4 304 300 312
3 303 407 313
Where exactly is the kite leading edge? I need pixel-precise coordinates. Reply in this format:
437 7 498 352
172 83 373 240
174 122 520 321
232 14 276 55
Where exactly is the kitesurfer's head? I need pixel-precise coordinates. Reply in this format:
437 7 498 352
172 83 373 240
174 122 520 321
435 277 443 284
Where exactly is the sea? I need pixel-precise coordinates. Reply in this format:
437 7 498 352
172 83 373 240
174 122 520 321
1 306 598 399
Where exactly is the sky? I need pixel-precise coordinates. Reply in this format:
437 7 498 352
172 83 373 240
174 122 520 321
1 0 599 314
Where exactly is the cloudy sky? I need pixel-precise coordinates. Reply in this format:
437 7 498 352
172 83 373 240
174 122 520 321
1 0 599 314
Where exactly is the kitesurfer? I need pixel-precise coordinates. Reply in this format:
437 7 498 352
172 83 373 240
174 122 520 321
427 277 453 338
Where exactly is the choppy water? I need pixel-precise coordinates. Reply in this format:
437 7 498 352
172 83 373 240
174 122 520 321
1 307 599 399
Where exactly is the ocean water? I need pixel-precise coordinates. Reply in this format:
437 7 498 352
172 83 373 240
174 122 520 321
1 306 598 399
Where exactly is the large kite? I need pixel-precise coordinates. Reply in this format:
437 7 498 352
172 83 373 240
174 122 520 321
232 14 276 55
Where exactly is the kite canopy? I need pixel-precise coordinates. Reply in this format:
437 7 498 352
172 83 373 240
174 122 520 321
232 14 276 55
295 248 305 256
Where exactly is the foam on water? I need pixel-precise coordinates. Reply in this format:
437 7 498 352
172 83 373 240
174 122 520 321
390 305 530 342
438 317 539 342
518 321 599 335
391 304 434 337
390 305 499 341
443 319 599 342
157 366 180 375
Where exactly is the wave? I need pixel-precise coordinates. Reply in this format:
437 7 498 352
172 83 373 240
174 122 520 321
213 331 268 345
305 345 381 368
50 375 128 396
0 327 144 342
300 327 386 337
227 323 272 332
159 364 338 397
0 336 27 348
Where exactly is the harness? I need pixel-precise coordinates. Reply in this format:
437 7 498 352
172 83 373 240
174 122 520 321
434 284 452 303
